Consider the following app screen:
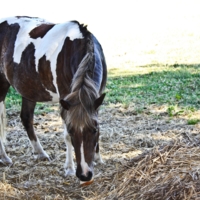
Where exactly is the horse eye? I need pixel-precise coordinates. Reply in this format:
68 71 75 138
93 128 98 134
69 131 73 136
67 125 74 135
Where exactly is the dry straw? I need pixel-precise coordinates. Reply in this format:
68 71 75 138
92 139 200 200
0 139 200 200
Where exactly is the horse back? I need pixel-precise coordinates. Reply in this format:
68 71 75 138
0 17 107 102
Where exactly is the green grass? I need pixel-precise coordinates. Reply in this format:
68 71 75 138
187 119 200 125
5 87 21 108
106 64 200 112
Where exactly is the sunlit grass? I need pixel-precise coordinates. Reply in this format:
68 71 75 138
106 64 200 116
5 88 21 109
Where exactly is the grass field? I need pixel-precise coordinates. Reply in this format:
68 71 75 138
107 64 200 109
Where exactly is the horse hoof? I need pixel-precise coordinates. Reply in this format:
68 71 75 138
34 153 51 162
98 159 105 165
94 158 105 165
0 156 12 166
65 168 75 176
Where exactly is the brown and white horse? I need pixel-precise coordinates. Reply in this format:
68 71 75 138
0 16 107 183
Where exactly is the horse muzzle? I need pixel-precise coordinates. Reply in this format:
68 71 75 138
76 163 94 182
76 169 93 182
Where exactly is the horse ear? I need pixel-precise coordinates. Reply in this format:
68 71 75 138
94 93 106 110
60 99 71 110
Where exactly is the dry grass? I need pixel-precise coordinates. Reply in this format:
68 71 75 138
90 140 200 200
1 137 200 199
0 105 199 199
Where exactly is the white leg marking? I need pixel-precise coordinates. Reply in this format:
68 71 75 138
30 139 50 161
95 151 104 164
0 140 12 164
0 102 6 142
0 102 11 164
64 124 75 176
80 142 91 176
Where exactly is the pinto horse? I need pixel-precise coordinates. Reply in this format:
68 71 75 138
0 16 107 183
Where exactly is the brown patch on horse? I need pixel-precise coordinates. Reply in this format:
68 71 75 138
20 98 37 141
13 43 52 101
82 125 99 158
29 24 55 39
56 37 87 99
38 55 57 93
0 21 20 84
0 73 10 102
0 22 12 101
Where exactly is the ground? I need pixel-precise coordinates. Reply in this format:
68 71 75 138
0 104 199 199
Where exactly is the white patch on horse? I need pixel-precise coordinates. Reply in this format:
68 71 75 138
46 89 59 102
0 140 12 164
80 142 91 176
95 151 104 164
80 126 84 132
34 21 84 94
3 17 48 64
30 139 49 160
0 103 12 164
0 101 6 142
64 124 75 176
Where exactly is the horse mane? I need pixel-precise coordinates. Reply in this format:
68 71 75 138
63 37 99 130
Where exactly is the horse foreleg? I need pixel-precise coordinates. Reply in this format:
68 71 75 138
20 97 50 161
0 140 12 164
94 143 104 164
63 124 75 176
0 102 12 164
0 77 12 164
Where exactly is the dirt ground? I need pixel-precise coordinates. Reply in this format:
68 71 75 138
0 104 199 199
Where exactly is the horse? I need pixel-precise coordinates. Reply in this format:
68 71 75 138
0 16 107 184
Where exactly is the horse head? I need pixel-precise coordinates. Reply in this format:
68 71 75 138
60 93 106 182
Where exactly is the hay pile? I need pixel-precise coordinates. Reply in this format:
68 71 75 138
91 140 200 200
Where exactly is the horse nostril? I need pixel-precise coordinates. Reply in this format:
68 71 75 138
79 171 93 182
87 171 93 180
